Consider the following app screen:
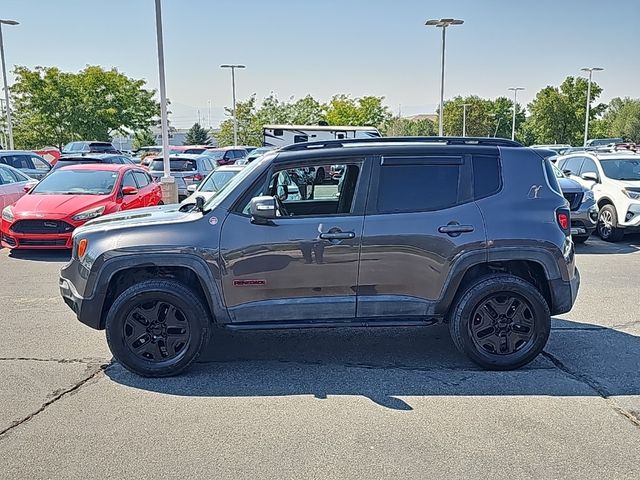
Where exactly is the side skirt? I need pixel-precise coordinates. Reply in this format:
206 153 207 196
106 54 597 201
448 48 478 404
223 316 442 331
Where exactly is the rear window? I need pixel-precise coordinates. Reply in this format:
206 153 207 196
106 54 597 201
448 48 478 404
53 160 102 170
472 155 501 199
149 159 197 172
89 143 116 152
377 164 460 213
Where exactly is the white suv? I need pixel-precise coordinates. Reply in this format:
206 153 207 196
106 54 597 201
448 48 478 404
556 152 640 241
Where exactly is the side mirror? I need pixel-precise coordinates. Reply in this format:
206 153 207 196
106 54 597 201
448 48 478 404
122 186 138 195
187 184 198 193
562 169 573 176
581 172 599 182
250 196 277 223
24 182 37 193
195 195 205 213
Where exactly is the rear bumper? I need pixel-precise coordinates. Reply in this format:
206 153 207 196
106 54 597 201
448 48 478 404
549 267 580 315
570 204 598 236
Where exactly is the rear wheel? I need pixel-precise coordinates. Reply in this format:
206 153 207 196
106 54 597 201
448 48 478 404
449 274 550 370
105 279 210 377
597 204 624 242
573 235 589 244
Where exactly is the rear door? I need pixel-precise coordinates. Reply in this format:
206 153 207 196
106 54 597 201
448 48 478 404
357 153 487 318
219 157 371 323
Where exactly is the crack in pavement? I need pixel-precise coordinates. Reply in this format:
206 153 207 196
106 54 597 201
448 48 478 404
0 362 112 440
541 351 640 429
0 357 106 365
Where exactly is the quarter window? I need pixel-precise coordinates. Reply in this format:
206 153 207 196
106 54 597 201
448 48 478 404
377 164 460 213
472 155 501 199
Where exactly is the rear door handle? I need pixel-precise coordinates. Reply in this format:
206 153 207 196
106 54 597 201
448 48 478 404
320 231 355 240
438 224 475 237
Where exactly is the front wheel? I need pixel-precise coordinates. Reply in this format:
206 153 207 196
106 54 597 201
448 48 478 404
449 274 550 370
105 279 210 377
597 204 624 242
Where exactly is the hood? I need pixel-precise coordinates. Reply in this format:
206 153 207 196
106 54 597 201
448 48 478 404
12 193 111 218
612 179 640 188
557 177 586 194
74 204 202 236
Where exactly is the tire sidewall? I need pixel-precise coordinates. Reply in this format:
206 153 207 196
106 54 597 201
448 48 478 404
598 204 623 241
106 280 209 377
451 276 550 370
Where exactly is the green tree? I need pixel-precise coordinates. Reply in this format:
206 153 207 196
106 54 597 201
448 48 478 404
325 95 391 127
132 129 156 150
381 116 436 136
11 65 160 149
523 76 605 145
184 122 211 145
603 97 640 143
215 96 263 147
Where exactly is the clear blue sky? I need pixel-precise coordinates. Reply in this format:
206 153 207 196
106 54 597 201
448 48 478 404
3 0 639 128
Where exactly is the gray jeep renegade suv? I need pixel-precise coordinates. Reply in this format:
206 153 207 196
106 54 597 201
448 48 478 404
59 137 580 377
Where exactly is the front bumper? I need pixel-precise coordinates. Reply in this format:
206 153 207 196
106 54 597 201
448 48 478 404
570 204 598 237
1 230 73 249
59 260 103 329
619 201 640 228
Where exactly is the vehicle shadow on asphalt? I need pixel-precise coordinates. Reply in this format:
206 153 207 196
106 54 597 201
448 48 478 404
576 234 640 254
106 318 640 411
6 249 71 262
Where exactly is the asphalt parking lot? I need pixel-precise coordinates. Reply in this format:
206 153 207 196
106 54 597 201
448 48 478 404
1 236 640 479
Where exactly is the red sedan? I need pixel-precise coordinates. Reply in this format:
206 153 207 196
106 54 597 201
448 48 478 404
1 164 162 249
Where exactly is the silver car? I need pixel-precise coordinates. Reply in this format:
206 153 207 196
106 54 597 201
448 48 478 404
0 164 35 214
147 154 216 200
0 151 52 180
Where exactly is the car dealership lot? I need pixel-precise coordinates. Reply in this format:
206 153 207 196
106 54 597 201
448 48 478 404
1 238 640 479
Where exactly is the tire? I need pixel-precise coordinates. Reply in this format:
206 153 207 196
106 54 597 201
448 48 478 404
315 167 325 185
105 279 210 377
597 204 624 242
449 274 551 370
573 235 589 244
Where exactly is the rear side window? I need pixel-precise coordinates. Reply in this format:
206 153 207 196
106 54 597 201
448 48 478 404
377 163 460 213
133 171 151 187
472 155 501 199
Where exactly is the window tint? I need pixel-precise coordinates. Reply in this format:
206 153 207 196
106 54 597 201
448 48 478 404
31 156 50 171
377 164 460 213
563 157 584 174
1 155 32 170
472 155 501 199
122 172 137 188
580 158 599 176
133 171 150 187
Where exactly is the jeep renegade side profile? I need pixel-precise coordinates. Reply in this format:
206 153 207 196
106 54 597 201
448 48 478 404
59 137 580 377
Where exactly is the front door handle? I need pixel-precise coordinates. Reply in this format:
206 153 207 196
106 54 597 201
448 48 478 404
320 231 355 240
438 223 475 237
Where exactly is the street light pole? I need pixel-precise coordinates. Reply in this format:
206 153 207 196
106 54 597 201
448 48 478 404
425 18 464 137
461 103 470 137
153 0 177 203
0 19 19 150
581 67 603 147
220 64 245 146
507 87 524 141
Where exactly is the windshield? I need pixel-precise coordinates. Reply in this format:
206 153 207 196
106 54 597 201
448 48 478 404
198 170 240 193
150 159 197 172
31 170 118 195
600 158 640 181
204 155 267 210
201 150 225 160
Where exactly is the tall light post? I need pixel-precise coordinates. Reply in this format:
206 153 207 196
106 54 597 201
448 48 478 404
461 103 470 137
581 67 603 147
153 0 177 203
425 18 464 137
0 19 19 150
220 64 245 146
507 87 524 141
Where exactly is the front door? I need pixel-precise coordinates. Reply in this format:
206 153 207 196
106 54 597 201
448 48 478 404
219 158 371 323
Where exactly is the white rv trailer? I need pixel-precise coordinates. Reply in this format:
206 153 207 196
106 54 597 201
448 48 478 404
263 125 381 148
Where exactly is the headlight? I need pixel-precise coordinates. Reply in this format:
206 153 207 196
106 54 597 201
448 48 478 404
72 206 105 221
581 190 595 203
623 189 640 200
1 206 14 222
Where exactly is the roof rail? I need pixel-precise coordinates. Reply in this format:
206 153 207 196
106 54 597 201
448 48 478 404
278 136 523 152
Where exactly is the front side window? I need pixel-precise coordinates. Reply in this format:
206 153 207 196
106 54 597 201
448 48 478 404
0 166 21 184
122 172 137 189
377 163 460 213
199 170 240 193
580 158 599 176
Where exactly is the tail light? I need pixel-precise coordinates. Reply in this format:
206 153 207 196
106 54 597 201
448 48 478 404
556 207 570 235
184 174 203 182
